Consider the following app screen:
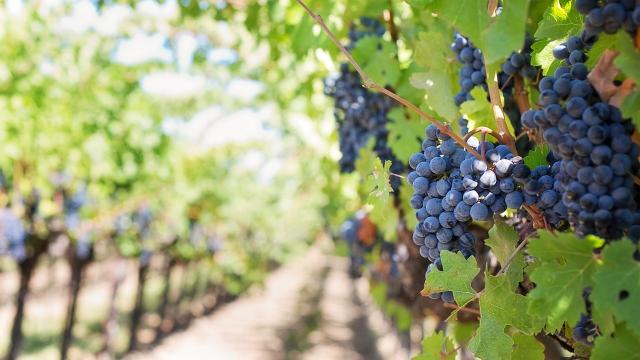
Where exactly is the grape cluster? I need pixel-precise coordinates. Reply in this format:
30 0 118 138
522 33 640 240
63 186 87 231
409 124 545 301
505 159 569 230
551 34 595 67
324 20 404 189
576 0 640 36
450 33 538 107
340 215 368 278
346 17 386 46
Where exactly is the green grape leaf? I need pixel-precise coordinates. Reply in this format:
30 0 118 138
355 148 397 240
524 145 550 169
592 324 640 360
343 0 388 23
422 250 479 305
371 282 388 306
512 333 545 360
351 36 400 86
430 0 529 66
413 23 453 71
400 181 418 230
414 331 456 360
452 321 478 346
412 18 459 121
482 0 531 65
486 221 525 289
404 0 432 9
586 33 621 69
534 0 582 40
468 314 513 360
614 35 640 83
460 87 495 130
387 107 425 161
527 231 602 332
621 90 640 127
481 274 543 335
531 39 564 75
428 0 489 48
393 304 413 332
586 32 640 82
411 70 458 121
591 240 640 337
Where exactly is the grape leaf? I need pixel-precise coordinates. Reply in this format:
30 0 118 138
591 240 640 337
387 108 424 162
621 90 640 127
343 0 388 24
422 250 479 305
430 0 529 66
524 145 549 169
414 331 455 360
367 161 398 240
400 181 418 230
531 0 582 75
411 71 458 121
481 274 543 335
427 0 489 48
614 35 640 83
527 231 602 332
460 87 495 130
411 21 459 121
512 333 545 360
531 39 564 75
486 221 525 289
355 148 397 240
533 0 582 40
468 314 513 360
452 321 477 346
482 0 531 65
591 324 640 360
586 32 640 83
351 36 400 86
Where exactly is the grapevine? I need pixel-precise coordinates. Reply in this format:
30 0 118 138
299 0 640 358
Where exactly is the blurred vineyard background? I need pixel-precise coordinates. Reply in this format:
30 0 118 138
0 1 356 359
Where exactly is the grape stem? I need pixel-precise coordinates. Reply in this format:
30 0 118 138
513 75 531 114
389 172 405 179
295 0 484 160
442 302 480 316
495 237 529 276
487 0 499 17
384 0 398 44
486 68 518 155
463 126 502 143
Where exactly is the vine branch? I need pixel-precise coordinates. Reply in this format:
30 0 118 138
443 302 481 316
295 0 484 160
486 69 518 155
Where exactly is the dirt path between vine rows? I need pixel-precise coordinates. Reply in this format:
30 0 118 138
127 244 411 360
